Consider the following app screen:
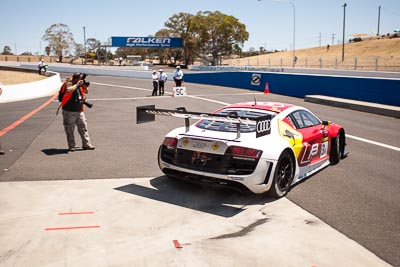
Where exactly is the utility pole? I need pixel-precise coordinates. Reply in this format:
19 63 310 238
83 26 86 64
377 5 381 36
342 3 347 62
332 33 336 45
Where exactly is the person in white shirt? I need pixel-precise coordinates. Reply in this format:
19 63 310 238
151 70 159 96
173 66 184 87
38 59 45 75
158 69 168 95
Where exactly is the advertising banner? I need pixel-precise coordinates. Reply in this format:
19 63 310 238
111 37 183 48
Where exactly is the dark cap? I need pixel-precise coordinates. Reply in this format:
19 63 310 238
72 72 81 79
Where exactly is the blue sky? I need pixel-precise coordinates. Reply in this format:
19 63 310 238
1 0 399 55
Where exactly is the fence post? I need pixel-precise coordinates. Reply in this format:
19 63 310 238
280 58 282 68
375 57 378 71
305 58 308 68
354 57 357 70
268 58 270 67
319 58 322 68
335 57 338 69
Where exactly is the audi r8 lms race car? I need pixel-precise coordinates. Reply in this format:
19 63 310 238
137 101 347 197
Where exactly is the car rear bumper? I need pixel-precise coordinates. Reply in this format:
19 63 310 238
158 157 274 194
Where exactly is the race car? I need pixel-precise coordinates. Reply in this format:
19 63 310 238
137 101 347 197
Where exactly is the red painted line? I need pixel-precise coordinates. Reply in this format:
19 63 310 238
0 93 58 137
58 212 94 215
173 240 182 249
45 225 100 231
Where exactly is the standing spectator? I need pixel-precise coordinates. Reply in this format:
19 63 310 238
327 44 330 52
38 59 45 75
61 72 95 152
173 66 184 87
152 70 159 96
158 69 168 95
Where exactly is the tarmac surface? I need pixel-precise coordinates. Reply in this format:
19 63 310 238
0 68 399 266
0 178 391 267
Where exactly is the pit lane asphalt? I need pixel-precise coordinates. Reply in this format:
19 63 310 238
0 75 399 266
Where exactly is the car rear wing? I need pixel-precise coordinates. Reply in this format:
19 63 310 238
136 105 271 139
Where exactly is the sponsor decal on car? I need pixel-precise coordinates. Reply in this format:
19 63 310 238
256 115 272 138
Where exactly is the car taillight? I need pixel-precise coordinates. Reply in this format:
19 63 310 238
225 146 262 159
162 137 178 150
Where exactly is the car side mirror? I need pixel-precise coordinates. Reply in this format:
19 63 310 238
322 120 331 126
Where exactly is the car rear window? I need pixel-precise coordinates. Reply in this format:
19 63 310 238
196 109 275 133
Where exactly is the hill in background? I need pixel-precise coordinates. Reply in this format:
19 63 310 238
229 37 400 72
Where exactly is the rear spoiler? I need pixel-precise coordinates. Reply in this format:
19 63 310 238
136 105 271 139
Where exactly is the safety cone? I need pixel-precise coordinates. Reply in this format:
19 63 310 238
264 82 270 94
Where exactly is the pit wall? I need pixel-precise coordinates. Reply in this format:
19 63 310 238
0 71 62 103
184 71 400 107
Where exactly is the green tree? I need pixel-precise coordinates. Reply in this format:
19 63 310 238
42 23 75 62
74 44 84 57
152 29 183 65
86 38 101 52
162 11 248 66
1 46 13 55
95 48 113 63
164 13 198 66
191 11 249 65
45 46 51 56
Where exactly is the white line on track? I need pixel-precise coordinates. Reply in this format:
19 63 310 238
346 134 400 152
91 82 400 152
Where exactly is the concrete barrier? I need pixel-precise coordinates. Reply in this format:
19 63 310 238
183 71 400 107
2 61 399 111
0 71 62 103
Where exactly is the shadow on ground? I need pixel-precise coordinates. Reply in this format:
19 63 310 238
115 176 275 218
41 148 69 155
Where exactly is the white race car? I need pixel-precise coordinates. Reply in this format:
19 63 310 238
137 101 347 197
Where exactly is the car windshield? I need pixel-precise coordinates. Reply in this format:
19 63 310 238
196 109 275 133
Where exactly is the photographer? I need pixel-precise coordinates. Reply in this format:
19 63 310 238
61 72 95 152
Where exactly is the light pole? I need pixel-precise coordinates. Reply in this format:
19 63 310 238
377 5 381 36
270 0 296 67
342 3 347 62
83 26 86 64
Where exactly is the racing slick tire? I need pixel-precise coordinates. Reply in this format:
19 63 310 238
330 131 344 165
268 150 295 198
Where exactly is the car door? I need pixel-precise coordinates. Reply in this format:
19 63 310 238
288 110 328 167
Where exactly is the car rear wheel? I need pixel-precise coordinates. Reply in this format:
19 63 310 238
330 132 343 165
268 150 295 198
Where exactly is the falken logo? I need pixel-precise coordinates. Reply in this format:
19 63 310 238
127 37 171 44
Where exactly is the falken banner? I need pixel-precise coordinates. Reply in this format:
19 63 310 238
111 37 183 48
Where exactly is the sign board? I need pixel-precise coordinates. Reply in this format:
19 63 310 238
173 87 187 97
251 74 261 86
111 37 183 48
